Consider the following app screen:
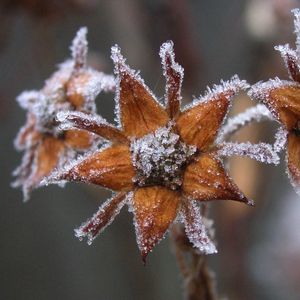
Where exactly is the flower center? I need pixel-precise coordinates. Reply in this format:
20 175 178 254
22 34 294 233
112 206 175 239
130 123 196 190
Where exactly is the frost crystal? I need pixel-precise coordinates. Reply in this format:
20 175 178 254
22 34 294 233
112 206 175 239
181 200 217 254
275 44 300 81
70 27 88 70
131 123 196 189
248 78 298 121
217 104 273 142
75 193 128 245
218 142 280 165
273 127 288 153
185 75 249 111
292 8 300 60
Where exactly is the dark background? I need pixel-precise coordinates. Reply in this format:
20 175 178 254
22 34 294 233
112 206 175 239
1 0 300 299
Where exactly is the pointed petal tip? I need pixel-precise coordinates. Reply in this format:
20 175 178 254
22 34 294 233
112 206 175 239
159 40 174 57
245 198 255 207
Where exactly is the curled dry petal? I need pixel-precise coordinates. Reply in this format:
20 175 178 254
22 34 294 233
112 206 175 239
182 153 252 205
275 44 300 83
56 111 128 144
29 137 65 188
249 80 300 130
57 144 135 191
75 192 128 244
14 114 39 150
181 199 217 254
159 41 183 119
111 45 169 138
132 186 180 261
287 132 300 192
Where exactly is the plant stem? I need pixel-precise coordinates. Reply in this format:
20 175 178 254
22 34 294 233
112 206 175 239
171 224 219 300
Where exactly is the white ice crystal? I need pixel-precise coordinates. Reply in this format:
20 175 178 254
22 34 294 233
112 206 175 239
159 40 184 110
292 8 300 61
273 126 288 153
70 27 88 70
275 44 300 80
75 192 129 245
16 90 41 110
248 78 298 121
130 123 196 189
218 142 280 165
183 75 249 112
181 200 217 255
56 110 109 131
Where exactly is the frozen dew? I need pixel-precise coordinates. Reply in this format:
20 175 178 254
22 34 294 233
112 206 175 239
16 90 41 110
218 142 280 165
159 40 184 79
184 75 250 111
181 200 217 255
131 123 196 189
75 192 128 245
248 78 299 120
292 8 300 60
70 27 88 70
274 127 288 153
275 44 300 80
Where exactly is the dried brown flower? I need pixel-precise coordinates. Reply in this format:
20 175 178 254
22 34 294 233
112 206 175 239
249 9 300 193
13 28 115 201
48 41 260 261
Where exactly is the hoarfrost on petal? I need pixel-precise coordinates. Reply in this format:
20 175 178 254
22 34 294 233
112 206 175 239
16 90 41 110
181 200 217 255
218 141 280 165
184 75 249 111
292 8 300 60
70 27 88 70
217 104 272 142
273 126 288 153
248 78 298 121
159 40 184 118
75 192 128 245
275 44 300 81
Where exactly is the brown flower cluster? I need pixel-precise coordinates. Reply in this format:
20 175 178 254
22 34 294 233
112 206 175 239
13 28 115 201
14 10 300 261
48 43 258 260
249 8 300 194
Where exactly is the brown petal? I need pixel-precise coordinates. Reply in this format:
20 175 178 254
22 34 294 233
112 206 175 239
64 129 93 150
111 45 169 138
67 71 97 109
14 114 40 150
176 94 230 151
159 41 183 119
268 86 300 130
57 111 128 144
132 186 180 262
250 81 300 130
181 198 217 254
275 45 300 83
287 132 300 189
59 144 135 191
182 153 252 205
75 192 127 244
30 136 65 188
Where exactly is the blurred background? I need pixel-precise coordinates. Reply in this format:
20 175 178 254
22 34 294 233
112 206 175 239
1 0 300 299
